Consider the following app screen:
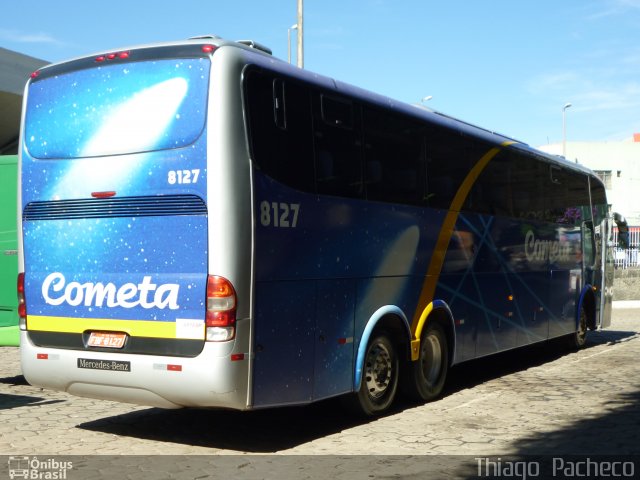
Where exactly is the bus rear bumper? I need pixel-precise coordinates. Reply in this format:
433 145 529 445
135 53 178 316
20 331 250 410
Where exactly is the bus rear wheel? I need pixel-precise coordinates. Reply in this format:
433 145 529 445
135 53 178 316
405 322 448 402
567 305 588 350
351 332 399 416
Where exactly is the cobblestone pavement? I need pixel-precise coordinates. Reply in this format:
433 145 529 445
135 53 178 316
0 309 638 461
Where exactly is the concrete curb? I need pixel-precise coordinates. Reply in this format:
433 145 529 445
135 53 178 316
612 300 640 309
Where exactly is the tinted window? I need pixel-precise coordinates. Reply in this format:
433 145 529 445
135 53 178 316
547 166 590 225
313 95 362 198
425 128 472 210
363 107 425 205
470 149 514 217
590 178 608 224
511 154 547 221
245 70 314 192
463 140 499 214
246 67 598 224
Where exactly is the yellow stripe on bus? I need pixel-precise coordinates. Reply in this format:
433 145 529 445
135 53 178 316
27 315 188 339
410 140 516 356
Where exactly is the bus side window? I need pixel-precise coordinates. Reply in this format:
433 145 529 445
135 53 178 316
425 128 471 210
463 140 497 215
590 179 608 225
245 70 314 193
363 106 425 206
512 153 546 221
471 150 514 217
546 166 589 225
583 221 596 267
566 170 591 224
313 95 363 198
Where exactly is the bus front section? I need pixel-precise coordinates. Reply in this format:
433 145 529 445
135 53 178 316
18 41 251 409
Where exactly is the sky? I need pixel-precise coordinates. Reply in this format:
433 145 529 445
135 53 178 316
2 0 640 148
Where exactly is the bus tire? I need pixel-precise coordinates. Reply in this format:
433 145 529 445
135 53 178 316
567 304 588 350
350 332 399 416
405 322 448 402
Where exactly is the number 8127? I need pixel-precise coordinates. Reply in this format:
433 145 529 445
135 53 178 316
260 201 300 228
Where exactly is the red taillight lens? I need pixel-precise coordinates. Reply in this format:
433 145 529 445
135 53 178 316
91 191 116 198
205 275 236 341
17 273 27 329
206 310 235 327
95 51 130 63
202 45 216 54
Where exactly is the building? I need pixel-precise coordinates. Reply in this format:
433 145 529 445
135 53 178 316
539 137 640 226
0 47 48 154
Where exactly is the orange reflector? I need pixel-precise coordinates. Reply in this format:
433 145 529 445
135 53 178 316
167 364 182 372
91 191 116 198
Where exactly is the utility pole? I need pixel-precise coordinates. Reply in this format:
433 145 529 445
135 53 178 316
287 24 297 64
562 102 572 158
297 0 304 68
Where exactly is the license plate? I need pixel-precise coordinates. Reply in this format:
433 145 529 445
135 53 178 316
87 331 127 349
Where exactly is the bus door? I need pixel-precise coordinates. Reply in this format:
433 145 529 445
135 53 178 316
599 213 629 328
582 220 597 296
598 216 614 329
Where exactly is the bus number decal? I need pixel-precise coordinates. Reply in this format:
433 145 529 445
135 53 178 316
168 169 200 185
260 201 300 228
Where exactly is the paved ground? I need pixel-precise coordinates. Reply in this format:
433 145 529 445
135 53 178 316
0 308 638 478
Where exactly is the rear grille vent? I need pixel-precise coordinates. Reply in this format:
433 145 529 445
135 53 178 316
23 195 207 221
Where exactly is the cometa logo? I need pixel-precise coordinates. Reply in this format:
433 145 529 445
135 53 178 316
41 272 180 310
524 230 572 264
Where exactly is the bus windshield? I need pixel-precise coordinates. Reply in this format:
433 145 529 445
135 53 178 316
25 57 210 159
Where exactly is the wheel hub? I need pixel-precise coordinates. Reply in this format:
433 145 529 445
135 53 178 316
364 342 392 398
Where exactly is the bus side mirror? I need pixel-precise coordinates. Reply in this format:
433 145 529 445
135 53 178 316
614 212 629 249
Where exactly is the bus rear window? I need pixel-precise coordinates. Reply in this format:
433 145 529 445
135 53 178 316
25 58 210 159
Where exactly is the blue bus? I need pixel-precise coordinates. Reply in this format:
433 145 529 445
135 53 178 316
18 36 627 415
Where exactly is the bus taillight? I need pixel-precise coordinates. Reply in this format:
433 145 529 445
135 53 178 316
205 275 236 342
17 273 27 330
95 51 130 62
